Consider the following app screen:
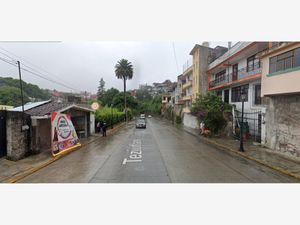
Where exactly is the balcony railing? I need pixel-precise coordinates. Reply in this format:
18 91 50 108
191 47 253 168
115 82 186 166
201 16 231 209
182 95 192 101
182 80 192 90
209 62 262 88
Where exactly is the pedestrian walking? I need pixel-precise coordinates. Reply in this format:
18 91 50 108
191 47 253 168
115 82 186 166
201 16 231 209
102 121 107 137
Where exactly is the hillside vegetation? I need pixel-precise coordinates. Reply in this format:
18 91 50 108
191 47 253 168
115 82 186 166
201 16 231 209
0 77 51 106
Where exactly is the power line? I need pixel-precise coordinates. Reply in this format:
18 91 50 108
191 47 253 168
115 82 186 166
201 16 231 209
0 46 82 91
0 57 80 91
172 42 179 74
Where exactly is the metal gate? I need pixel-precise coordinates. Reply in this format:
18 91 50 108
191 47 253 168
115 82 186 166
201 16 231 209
234 109 262 143
0 110 7 157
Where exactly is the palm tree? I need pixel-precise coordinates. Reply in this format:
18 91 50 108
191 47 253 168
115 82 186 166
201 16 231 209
115 59 133 121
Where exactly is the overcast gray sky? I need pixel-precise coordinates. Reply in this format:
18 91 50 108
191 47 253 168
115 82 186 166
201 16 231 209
0 42 230 93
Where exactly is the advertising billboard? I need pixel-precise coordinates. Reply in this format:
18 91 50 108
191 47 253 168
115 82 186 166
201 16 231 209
51 112 81 156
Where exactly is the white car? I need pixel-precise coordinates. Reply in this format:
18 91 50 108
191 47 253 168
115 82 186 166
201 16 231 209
148 115 152 118
140 114 145 119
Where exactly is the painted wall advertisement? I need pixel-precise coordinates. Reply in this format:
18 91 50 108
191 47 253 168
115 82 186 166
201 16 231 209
51 112 81 156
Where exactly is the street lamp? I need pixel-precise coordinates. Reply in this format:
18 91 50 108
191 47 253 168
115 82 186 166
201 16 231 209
111 104 114 129
239 88 247 152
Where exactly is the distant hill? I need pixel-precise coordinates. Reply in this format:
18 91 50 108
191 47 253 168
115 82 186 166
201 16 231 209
0 77 51 107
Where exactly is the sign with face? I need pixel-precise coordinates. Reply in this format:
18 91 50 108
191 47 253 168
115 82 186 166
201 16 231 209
51 112 81 156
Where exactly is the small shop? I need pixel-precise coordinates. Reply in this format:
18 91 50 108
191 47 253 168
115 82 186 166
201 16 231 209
5 101 95 160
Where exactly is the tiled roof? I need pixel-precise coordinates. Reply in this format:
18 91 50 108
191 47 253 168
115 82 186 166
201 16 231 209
25 101 94 116
207 42 252 70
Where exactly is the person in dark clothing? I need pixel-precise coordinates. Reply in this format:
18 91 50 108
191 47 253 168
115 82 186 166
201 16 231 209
102 121 107 137
96 121 101 133
99 121 104 134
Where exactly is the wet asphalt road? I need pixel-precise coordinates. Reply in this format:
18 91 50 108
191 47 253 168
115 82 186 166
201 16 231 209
19 118 297 183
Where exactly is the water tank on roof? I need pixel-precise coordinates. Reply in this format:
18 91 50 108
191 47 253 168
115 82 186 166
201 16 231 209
202 42 209 47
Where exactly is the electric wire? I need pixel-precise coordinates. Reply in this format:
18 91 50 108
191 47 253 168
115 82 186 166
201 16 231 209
0 46 82 91
0 57 79 91
172 42 179 74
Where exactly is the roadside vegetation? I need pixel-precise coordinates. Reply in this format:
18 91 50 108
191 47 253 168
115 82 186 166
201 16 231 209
191 93 232 134
96 77 161 118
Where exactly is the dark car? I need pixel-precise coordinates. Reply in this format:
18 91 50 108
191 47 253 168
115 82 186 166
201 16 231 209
136 118 146 129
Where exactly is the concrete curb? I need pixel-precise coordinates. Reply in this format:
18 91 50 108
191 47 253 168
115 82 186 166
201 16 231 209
183 128 300 181
6 122 127 183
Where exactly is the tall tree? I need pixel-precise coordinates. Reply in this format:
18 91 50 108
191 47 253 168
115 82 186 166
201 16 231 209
101 87 119 106
97 78 105 101
114 59 133 121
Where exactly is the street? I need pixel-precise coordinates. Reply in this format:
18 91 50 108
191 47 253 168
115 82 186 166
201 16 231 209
19 118 297 183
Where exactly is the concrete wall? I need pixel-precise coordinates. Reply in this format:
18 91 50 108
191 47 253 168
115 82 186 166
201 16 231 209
183 113 199 129
265 94 300 157
90 112 95 134
6 111 31 161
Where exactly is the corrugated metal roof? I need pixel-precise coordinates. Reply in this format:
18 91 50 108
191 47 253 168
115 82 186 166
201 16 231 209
9 100 51 112
25 102 94 116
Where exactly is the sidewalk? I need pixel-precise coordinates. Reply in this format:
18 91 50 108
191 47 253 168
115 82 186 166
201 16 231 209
0 122 126 183
183 126 300 181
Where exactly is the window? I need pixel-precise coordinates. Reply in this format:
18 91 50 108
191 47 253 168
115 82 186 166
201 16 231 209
269 47 300 73
231 84 249 102
215 70 226 82
254 84 261 105
247 55 260 72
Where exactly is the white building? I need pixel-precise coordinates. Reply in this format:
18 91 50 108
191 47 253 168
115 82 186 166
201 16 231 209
207 42 269 143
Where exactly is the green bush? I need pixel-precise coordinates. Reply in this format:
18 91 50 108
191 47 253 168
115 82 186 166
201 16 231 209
95 107 125 127
191 93 232 134
175 115 182 124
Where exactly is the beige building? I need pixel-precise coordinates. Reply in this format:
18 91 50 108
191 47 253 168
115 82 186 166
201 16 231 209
180 43 228 114
259 42 300 158
260 42 300 96
190 44 227 101
181 65 193 113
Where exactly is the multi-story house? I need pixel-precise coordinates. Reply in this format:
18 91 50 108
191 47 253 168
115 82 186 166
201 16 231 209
180 43 228 114
175 74 184 105
190 43 227 100
207 42 269 143
181 65 193 113
259 42 300 157
207 42 268 111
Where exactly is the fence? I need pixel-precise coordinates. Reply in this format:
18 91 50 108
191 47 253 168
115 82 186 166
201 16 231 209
233 109 262 143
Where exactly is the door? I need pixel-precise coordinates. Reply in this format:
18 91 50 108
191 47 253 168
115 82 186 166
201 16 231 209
232 64 238 81
0 110 7 157
224 89 229 103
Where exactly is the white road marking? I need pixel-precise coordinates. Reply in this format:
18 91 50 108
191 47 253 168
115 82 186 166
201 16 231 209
126 159 142 163
123 139 143 165
122 158 142 165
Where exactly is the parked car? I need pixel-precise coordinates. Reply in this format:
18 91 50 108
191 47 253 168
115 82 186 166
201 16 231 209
148 115 152 118
136 118 146 129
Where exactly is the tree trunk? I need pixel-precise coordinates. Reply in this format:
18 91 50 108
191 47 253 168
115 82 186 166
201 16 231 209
123 77 127 121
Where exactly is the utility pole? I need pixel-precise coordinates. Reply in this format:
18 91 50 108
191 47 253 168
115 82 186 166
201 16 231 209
17 61 25 126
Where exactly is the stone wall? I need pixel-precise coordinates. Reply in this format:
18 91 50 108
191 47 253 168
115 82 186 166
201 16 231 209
183 113 199 129
265 94 300 158
6 111 31 161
